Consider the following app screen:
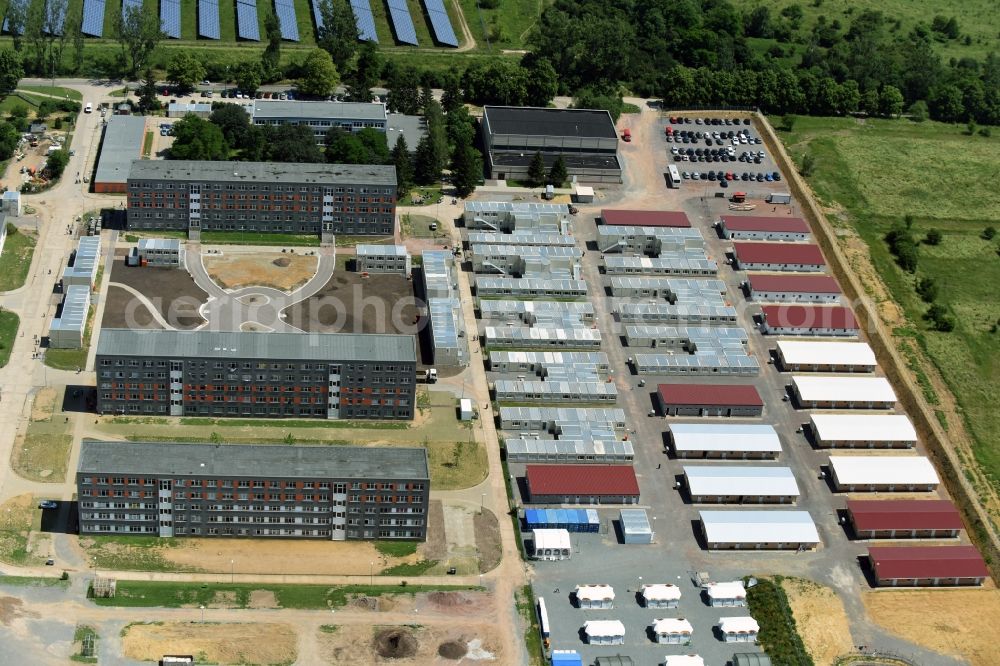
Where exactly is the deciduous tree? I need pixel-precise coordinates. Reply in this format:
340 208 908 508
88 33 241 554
170 115 228 160
166 51 206 93
0 50 23 93
316 0 358 72
114 3 163 78
298 48 339 97
548 156 568 187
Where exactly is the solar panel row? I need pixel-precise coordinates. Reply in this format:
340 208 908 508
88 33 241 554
310 0 324 31
349 0 378 42
274 0 299 41
121 0 143 20
81 0 106 37
422 0 457 46
161 0 181 39
386 0 417 45
236 0 260 41
3 0 28 35
198 0 220 39
45 0 68 36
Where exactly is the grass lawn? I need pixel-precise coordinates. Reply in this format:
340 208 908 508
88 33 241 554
0 309 18 367
0 226 37 291
374 541 420 558
778 115 1000 498
0 495 46 566
399 184 444 206
457 0 547 49
85 535 187 572
142 131 153 158
517 585 545 666
400 213 439 238
92 581 478 608
0 575 70 587
45 304 95 371
200 230 320 246
18 85 83 101
13 387 73 483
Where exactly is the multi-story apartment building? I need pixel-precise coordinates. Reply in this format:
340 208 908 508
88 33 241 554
96 329 417 420
77 440 430 540
126 160 397 243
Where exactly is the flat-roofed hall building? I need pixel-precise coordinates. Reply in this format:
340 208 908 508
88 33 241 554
732 243 826 272
77 440 429 540
657 383 764 417
699 510 820 550
482 106 621 183
719 215 810 241
745 274 842 303
868 546 988 587
250 100 387 143
126 160 396 243
847 500 963 539
96 329 416 420
808 413 917 448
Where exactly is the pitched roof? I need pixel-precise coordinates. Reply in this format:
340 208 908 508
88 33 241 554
762 305 858 330
658 383 763 407
602 209 691 228
526 465 640 497
747 273 842 294
733 242 825 266
721 215 809 233
848 500 963 532
869 546 988 580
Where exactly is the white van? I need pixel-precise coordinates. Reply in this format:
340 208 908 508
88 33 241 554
84 102 93 113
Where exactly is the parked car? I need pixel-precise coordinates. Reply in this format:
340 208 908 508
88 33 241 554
38 500 57 509
773 172 782 181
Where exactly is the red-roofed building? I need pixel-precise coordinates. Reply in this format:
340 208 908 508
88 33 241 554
657 384 764 417
525 465 640 504
602 209 691 228
733 243 826 272
760 305 859 337
848 500 964 539
746 274 842 303
868 546 988 586
720 215 810 241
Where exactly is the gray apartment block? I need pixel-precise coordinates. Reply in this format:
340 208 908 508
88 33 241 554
136 238 181 266
251 101 388 144
95 329 416 420
77 440 429 541
126 160 397 242
356 244 411 276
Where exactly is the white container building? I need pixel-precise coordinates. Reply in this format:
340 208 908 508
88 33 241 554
488 351 608 375
531 528 572 560
704 581 746 607
620 508 654 544
699 510 821 550
422 250 456 299
683 466 800 504
829 456 939 492
505 439 634 464
640 584 681 609
466 231 577 247
356 244 411 276
427 298 468 367
574 584 615 609
625 325 748 350
62 235 101 288
48 285 90 349
603 255 718 277
475 276 588 299
498 407 627 432
808 414 917 449
136 238 181 267
632 353 760 376
718 617 760 643
582 620 626 645
669 423 782 460
484 326 602 350
651 618 694 644
607 276 726 300
617 302 737 326
775 340 877 373
479 300 595 324
791 376 897 409
596 226 704 254
493 380 617 403
471 244 581 277
463 201 570 233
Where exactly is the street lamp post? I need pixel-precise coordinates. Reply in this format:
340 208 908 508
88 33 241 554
480 493 486 514
199 605 205 623
230 559 234 584
369 560 374 586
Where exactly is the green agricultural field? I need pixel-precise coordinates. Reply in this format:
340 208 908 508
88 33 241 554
732 0 1000 60
779 115 1000 498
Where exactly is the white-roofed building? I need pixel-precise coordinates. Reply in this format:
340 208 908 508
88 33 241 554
718 617 760 643
651 618 694 644
582 620 625 645
49 285 90 349
133 238 182 266
505 439 634 464
669 423 782 460
63 236 101 288
704 581 747 607
791 376 897 409
829 456 939 492
356 244 411 276
775 340 877 373
664 656 705 666
699 511 820 550
640 584 681 609
683 466 799 504
574 584 615 609
809 414 917 449
530 529 571 560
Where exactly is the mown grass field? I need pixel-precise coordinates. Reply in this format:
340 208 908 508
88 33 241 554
457 0 547 50
732 0 1000 60
0 309 18 368
0 227 37 292
778 115 1000 498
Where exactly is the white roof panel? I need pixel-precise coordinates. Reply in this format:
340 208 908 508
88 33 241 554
664 657 705 666
700 511 820 544
582 620 625 637
651 618 693 634
792 376 896 403
705 581 746 600
776 340 877 367
809 414 917 443
531 528 571 549
641 584 681 601
829 456 939 486
684 466 799 497
574 584 615 602
670 423 781 454
718 617 760 633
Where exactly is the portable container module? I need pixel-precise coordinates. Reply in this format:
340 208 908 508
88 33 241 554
574 584 615 609
620 508 654 544
640 583 681 609
651 618 694 644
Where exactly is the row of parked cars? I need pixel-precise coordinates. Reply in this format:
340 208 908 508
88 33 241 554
669 116 751 126
672 146 767 164
666 128 764 146
683 170 781 183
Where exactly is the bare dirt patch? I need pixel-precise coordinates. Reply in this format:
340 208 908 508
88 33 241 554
863 588 1000 666
422 500 447 561
473 509 502 574
284 271 418 337
102 286 162 329
248 589 278 609
318 624 501 664
374 628 419 658
204 251 317 291
782 578 853 665
837 232 903 327
0 596 38 625
30 387 57 421
122 621 296 665
107 259 207 329
438 640 467 659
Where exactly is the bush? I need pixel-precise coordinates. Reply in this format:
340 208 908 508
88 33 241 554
925 303 955 332
746 578 813 666
53 118 62 129
924 228 942 245
915 277 938 302
981 226 996 240
885 221 919 272
979 127 992 137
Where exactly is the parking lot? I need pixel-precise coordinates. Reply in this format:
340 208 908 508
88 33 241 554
664 116 783 188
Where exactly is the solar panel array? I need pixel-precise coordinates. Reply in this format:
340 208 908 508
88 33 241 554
386 0 416 45
3 0 28 35
198 0 220 38
161 0 181 38
349 0 378 42
81 0 106 36
310 0 323 31
44 0 68 35
236 0 260 40
423 0 457 46
274 0 299 41
121 0 143 20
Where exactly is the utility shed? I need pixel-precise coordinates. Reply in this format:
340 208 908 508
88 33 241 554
699 510 820 550
93 115 146 193
582 620 626 645
733 654 772 666
683 466 799 504
760 305 859 337
595 657 633 666
775 340 876 372
746 273 842 303
574 584 615 609
620 508 653 543
641 584 681 609
552 651 583 666
829 456 939 492
657 383 764 417
602 209 691 228
669 423 781 460
732 242 826 272
530 528 571 560
718 617 760 643
868 546 988 587
809 414 917 449
664 657 705 666
525 465 640 504
704 581 746 606
651 618 693 644
848 500 963 539
791 376 897 409
719 215 809 241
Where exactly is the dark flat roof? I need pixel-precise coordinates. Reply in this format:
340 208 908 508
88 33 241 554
734 243 825 266
78 440 430 480
761 305 858 330
602 209 691 228
128 160 396 186
484 106 618 140
657 383 763 407
95 115 147 185
848 500 963 532
869 546 988 580
526 464 640 497
491 152 620 170
721 215 809 233
747 274 842 294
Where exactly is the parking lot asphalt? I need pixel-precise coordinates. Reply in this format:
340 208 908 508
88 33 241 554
663 117 783 190
478 104 968 666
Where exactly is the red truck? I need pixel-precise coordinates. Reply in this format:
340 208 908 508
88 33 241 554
622 128 632 142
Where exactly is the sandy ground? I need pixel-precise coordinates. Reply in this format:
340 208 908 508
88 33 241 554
122 622 297 664
204 252 317 291
782 578 854 665
30 387 57 421
863 587 1000 666
317 622 501 664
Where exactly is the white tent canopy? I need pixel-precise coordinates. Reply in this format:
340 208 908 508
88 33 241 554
583 619 626 638
664 656 705 666
642 584 682 602
575 585 615 602
719 617 760 634
651 618 694 635
705 581 747 601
